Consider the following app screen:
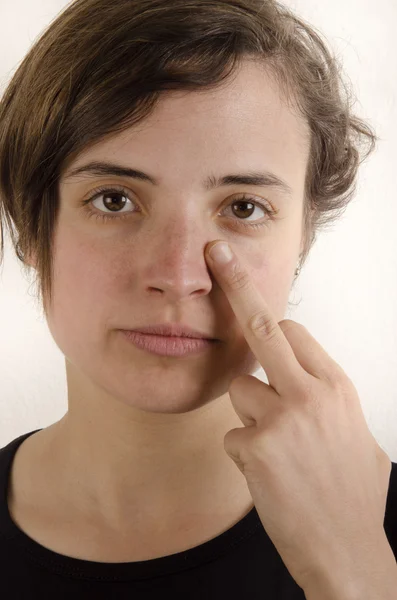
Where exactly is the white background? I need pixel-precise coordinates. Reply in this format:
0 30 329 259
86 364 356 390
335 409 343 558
0 0 396 459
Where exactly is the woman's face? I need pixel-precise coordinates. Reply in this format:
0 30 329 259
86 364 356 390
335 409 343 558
42 60 311 415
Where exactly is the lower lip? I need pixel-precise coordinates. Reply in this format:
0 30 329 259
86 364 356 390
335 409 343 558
120 330 218 357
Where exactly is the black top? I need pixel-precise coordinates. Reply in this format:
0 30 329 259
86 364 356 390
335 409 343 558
1 429 396 599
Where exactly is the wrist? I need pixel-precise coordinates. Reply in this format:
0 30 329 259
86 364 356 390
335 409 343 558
303 532 397 600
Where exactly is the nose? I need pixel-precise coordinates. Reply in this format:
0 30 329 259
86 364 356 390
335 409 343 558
140 238 217 302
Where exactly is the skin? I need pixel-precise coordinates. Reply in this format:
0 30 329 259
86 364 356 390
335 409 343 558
204 243 394 594
22 59 311 547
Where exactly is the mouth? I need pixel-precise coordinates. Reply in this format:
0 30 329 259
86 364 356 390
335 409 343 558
122 323 219 341
120 330 220 357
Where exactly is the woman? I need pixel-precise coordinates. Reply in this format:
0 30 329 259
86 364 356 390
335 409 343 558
0 0 395 598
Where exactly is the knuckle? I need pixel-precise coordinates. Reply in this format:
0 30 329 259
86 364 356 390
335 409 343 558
245 428 268 460
328 369 353 394
271 402 292 426
291 379 323 416
227 263 252 293
292 379 315 404
279 319 299 334
248 310 278 339
322 358 351 391
229 375 249 394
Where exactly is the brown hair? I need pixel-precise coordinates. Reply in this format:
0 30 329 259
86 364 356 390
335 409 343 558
0 0 377 315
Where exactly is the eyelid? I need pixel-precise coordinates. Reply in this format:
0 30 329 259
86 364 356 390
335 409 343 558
82 182 274 208
80 183 279 229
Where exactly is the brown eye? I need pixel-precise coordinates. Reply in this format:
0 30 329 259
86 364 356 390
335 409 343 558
81 187 277 229
96 191 132 212
230 199 258 219
222 195 277 230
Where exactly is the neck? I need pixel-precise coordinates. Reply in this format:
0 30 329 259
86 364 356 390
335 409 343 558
39 394 253 533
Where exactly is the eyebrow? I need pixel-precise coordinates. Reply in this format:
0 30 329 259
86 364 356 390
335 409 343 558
63 160 293 197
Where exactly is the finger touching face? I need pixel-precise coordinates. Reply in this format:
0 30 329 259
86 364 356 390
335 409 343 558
47 59 310 415
205 240 304 393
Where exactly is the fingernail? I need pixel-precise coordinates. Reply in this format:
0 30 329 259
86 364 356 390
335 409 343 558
209 242 233 264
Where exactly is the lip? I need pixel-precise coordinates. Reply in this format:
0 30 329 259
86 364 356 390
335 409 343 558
124 323 218 341
121 330 218 357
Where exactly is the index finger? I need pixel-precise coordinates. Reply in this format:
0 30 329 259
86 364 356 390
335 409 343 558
206 241 303 393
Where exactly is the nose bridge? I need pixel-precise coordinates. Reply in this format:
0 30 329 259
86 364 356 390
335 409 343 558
152 195 211 257
141 208 216 299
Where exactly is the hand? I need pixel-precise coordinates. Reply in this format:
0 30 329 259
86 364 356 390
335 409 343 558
205 240 392 591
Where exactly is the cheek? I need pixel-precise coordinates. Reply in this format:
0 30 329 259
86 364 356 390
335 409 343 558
56 239 105 291
48 232 130 332
246 251 297 323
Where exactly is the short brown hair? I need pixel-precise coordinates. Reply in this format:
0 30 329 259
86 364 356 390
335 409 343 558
0 0 377 315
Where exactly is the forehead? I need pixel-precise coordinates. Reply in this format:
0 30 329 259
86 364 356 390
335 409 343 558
64 60 310 189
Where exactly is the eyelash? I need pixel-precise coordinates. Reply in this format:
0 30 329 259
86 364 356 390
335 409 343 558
79 185 278 230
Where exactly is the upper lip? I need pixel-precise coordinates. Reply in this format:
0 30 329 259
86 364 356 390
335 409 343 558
124 323 218 340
